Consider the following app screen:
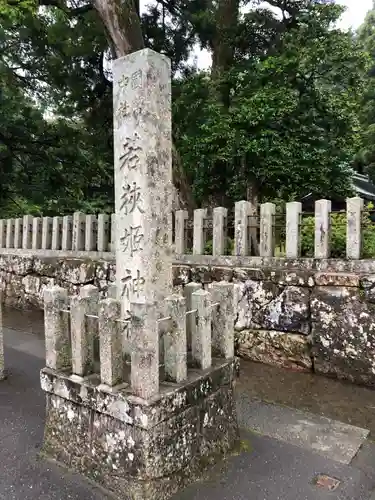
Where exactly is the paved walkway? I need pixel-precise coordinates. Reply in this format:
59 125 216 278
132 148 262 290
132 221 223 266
2 310 375 499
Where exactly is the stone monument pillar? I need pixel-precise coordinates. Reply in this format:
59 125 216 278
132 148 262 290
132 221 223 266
113 49 173 318
40 49 239 500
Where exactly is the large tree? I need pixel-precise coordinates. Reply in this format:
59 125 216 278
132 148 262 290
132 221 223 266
0 0 367 215
174 1 366 204
2 0 198 211
356 1 375 180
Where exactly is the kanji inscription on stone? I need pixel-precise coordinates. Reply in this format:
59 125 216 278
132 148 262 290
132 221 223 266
120 226 144 256
113 49 173 320
118 136 142 172
120 182 144 215
131 69 143 89
121 270 145 300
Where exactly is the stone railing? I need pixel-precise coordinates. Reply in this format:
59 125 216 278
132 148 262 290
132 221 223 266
0 196 367 259
2 196 375 390
43 281 235 396
40 281 238 499
0 213 115 253
3 252 375 388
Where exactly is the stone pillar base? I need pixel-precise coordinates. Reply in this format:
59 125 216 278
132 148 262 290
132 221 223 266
40 359 239 500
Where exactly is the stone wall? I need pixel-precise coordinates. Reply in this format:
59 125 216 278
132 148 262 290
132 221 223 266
3 250 375 387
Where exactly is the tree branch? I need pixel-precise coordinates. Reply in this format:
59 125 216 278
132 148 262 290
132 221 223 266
38 0 93 16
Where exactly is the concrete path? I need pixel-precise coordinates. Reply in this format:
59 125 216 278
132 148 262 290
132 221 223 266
237 395 369 464
2 315 375 499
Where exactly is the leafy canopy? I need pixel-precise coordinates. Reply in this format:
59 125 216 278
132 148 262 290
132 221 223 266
0 0 369 215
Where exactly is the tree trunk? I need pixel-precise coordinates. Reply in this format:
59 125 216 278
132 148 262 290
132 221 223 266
211 0 239 107
93 0 194 211
92 0 144 58
211 0 259 219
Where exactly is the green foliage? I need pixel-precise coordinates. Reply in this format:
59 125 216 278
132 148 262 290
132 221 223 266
0 0 36 21
0 2 114 216
0 0 370 219
174 1 366 205
356 4 375 180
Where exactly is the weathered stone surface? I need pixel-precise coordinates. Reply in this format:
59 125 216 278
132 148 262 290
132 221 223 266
176 254 375 274
360 275 375 303
311 286 375 386
56 259 96 285
5 249 375 390
33 256 61 278
233 267 265 282
210 266 233 283
236 329 312 372
232 267 314 287
94 260 110 282
0 254 34 275
113 49 173 318
41 359 237 427
314 272 360 287
235 280 310 335
269 270 314 287
41 360 238 500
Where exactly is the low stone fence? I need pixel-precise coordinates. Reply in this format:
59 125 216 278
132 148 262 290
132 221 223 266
41 279 238 499
3 250 375 387
0 196 367 260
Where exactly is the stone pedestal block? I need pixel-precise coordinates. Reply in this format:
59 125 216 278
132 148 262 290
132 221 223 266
40 359 239 500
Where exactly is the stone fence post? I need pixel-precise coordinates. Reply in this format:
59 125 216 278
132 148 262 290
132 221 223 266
191 289 212 370
44 286 70 371
52 217 62 250
193 208 207 255
14 218 23 249
97 214 109 252
32 217 42 250
70 284 99 378
235 200 251 256
347 197 363 260
315 199 331 259
175 209 188 255
213 207 227 256
164 294 187 382
22 215 33 249
260 202 275 257
211 282 235 358
42 217 53 250
62 215 72 251
99 297 123 387
286 201 302 258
